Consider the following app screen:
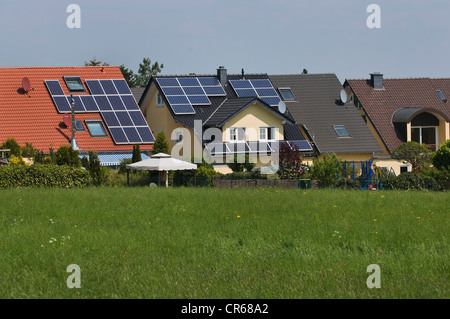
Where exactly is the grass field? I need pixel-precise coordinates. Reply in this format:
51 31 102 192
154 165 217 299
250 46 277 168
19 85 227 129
0 187 448 299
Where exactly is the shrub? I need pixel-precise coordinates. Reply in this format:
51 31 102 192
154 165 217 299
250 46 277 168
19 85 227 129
55 145 81 167
86 150 103 186
21 142 36 158
421 167 450 190
153 131 169 154
8 155 25 166
311 154 342 188
118 158 133 174
277 142 305 179
227 154 255 173
132 144 142 163
0 164 91 188
432 140 450 171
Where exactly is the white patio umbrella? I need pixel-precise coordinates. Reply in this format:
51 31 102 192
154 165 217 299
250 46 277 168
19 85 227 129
126 153 197 187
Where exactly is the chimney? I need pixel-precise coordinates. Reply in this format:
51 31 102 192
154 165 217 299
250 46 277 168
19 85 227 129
217 66 227 86
370 72 384 89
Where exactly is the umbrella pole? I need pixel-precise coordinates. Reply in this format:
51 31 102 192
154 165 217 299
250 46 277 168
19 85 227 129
165 170 168 188
127 169 130 186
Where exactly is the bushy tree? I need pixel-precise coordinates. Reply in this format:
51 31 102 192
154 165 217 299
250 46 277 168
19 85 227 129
153 131 170 155
87 150 103 186
432 139 450 171
391 141 431 173
1 138 21 157
277 141 305 179
55 145 81 167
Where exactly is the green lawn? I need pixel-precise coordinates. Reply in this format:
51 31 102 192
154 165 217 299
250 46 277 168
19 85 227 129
0 187 448 298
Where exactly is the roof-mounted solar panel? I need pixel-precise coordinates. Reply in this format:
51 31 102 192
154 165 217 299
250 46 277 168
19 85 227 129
113 79 132 95
229 79 282 106
85 80 105 95
45 80 65 96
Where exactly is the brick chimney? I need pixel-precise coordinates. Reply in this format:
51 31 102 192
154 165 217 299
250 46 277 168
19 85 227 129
370 72 384 89
217 66 227 86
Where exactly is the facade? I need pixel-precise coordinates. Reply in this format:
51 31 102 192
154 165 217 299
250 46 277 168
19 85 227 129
0 66 154 166
139 67 312 173
344 73 450 174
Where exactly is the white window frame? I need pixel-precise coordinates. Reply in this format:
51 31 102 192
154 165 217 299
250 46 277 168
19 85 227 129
259 126 276 141
156 92 164 106
411 126 438 148
229 127 246 142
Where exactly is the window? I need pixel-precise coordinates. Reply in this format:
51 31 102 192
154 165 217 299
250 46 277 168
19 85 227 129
259 127 276 141
278 88 295 101
63 76 86 92
436 90 447 102
74 120 85 132
156 92 164 106
173 129 184 144
411 126 438 151
333 125 350 137
85 120 108 137
229 127 246 142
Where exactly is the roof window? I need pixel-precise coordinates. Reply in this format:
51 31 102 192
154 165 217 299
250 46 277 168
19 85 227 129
436 90 447 102
278 88 295 101
333 125 350 137
64 76 86 92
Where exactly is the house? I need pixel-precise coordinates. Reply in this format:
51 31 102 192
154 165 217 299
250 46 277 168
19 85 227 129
344 73 450 174
269 74 382 165
0 66 154 166
138 67 313 173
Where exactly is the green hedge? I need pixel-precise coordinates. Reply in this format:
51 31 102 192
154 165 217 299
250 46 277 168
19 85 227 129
0 164 92 188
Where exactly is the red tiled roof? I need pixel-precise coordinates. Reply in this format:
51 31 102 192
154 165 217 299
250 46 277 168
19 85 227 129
0 66 152 153
346 77 450 152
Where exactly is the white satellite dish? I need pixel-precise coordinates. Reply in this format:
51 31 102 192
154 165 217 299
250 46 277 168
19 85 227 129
340 89 348 103
278 100 286 114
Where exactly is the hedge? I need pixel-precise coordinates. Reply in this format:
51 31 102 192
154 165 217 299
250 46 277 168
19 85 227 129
0 164 92 188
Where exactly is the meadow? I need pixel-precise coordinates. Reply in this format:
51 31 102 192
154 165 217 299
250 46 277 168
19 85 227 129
0 187 448 299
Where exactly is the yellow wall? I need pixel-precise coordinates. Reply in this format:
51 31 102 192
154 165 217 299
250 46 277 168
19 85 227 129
221 103 284 142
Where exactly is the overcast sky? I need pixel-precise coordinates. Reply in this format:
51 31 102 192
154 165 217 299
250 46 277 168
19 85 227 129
1 0 449 83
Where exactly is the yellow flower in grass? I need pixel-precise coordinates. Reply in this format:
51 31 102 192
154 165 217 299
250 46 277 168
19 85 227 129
237 215 241 219
373 219 377 222
381 195 385 199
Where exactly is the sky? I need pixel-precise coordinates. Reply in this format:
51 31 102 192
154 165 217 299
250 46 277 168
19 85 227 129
1 0 449 83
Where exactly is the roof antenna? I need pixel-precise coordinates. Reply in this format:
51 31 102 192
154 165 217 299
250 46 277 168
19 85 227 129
241 68 245 79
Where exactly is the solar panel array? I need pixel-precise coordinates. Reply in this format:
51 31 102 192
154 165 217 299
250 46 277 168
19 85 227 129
229 79 282 106
205 140 312 155
156 77 226 115
45 79 154 145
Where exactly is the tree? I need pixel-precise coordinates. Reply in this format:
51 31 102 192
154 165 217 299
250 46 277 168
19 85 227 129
302 69 308 74
277 141 305 179
133 58 164 87
432 139 450 170
132 145 142 163
87 150 103 186
55 145 81 167
391 141 431 173
153 131 170 155
84 57 109 66
0 138 21 157
119 64 137 88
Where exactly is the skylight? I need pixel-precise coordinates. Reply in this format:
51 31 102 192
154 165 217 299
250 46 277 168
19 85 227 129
436 90 447 102
64 76 86 92
278 88 295 101
333 125 350 137
85 120 107 137
74 120 85 132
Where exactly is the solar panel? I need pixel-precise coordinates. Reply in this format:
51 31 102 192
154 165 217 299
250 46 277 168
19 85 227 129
187 95 210 105
113 79 132 95
162 86 184 96
178 78 200 87
229 79 282 106
109 127 128 144
115 111 134 127
80 96 99 112
68 95 86 112
123 127 142 143
100 80 118 95
85 80 104 95
107 95 126 111
171 104 196 114
289 140 313 151
183 86 205 95
45 80 65 96
120 95 140 110
226 142 250 153
94 95 112 111
136 126 155 143
198 77 221 86
101 111 120 127
156 78 179 87
128 111 148 126
52 96 71 112
203 86 226 96
205 143 229 155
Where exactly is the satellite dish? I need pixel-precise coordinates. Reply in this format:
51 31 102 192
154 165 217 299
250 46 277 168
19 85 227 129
278 100 286 114
340 89 348 103
22 77 31 92
63 113 71 127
